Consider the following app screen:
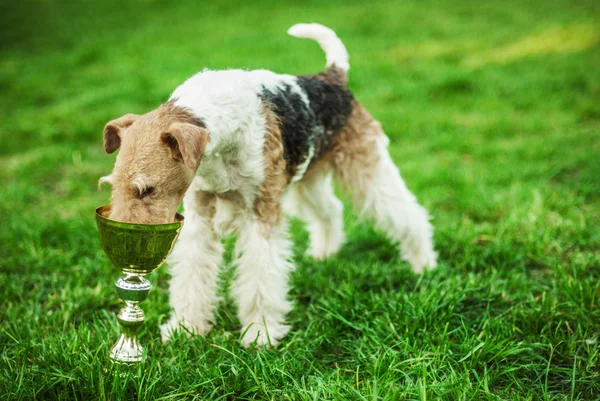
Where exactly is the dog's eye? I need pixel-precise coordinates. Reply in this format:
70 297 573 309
139 186 155 199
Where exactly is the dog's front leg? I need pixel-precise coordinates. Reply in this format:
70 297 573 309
160 190 223 342
232 214 294 348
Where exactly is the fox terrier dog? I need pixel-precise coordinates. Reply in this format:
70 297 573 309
100 23 437 347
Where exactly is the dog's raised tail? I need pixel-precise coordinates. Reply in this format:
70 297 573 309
288 23 350 74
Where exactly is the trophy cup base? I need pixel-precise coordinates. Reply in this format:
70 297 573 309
110 334 145 363
110 275 150 363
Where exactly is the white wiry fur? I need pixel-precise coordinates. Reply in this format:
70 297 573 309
213 196 240 236
288 23 350 72
291 144 314 183
232 218 294 347
161 181 223 341
284 172 345 259
360 135 437 273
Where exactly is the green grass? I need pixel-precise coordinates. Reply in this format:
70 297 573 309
1 0 599 399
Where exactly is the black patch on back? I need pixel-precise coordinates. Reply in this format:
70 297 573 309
261 76 354 168
261 84 317 167
296 76 354 158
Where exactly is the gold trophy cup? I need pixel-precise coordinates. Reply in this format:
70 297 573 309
95 205 183 363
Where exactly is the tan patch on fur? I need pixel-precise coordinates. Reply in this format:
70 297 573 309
107 102 207 224
304 66 348 87
216 190 246 209
253 104 290 233
305 100 383 205
194 190 217 219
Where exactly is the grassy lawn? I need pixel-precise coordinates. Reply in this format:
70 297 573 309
1 0 599 399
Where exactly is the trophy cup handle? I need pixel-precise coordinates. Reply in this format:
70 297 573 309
111 274 152 363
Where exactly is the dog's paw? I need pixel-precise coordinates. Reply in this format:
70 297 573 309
404 249 438 274
306 232 345 260
240 322 289 348
160 318 212 343
306 246 337 261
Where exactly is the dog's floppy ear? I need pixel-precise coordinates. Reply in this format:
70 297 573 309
103 114 140 154
161 122 209 170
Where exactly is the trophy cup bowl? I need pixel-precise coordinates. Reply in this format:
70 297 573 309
95 205 183 363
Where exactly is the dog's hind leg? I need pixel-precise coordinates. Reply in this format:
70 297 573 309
331 104 437 273
284 171 345 259
160 186 223 341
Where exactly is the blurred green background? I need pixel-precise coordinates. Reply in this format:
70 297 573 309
1 0 599 399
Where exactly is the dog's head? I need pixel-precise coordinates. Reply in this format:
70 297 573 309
100 103 209 224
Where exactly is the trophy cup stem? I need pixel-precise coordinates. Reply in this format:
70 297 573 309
111 274 152 363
